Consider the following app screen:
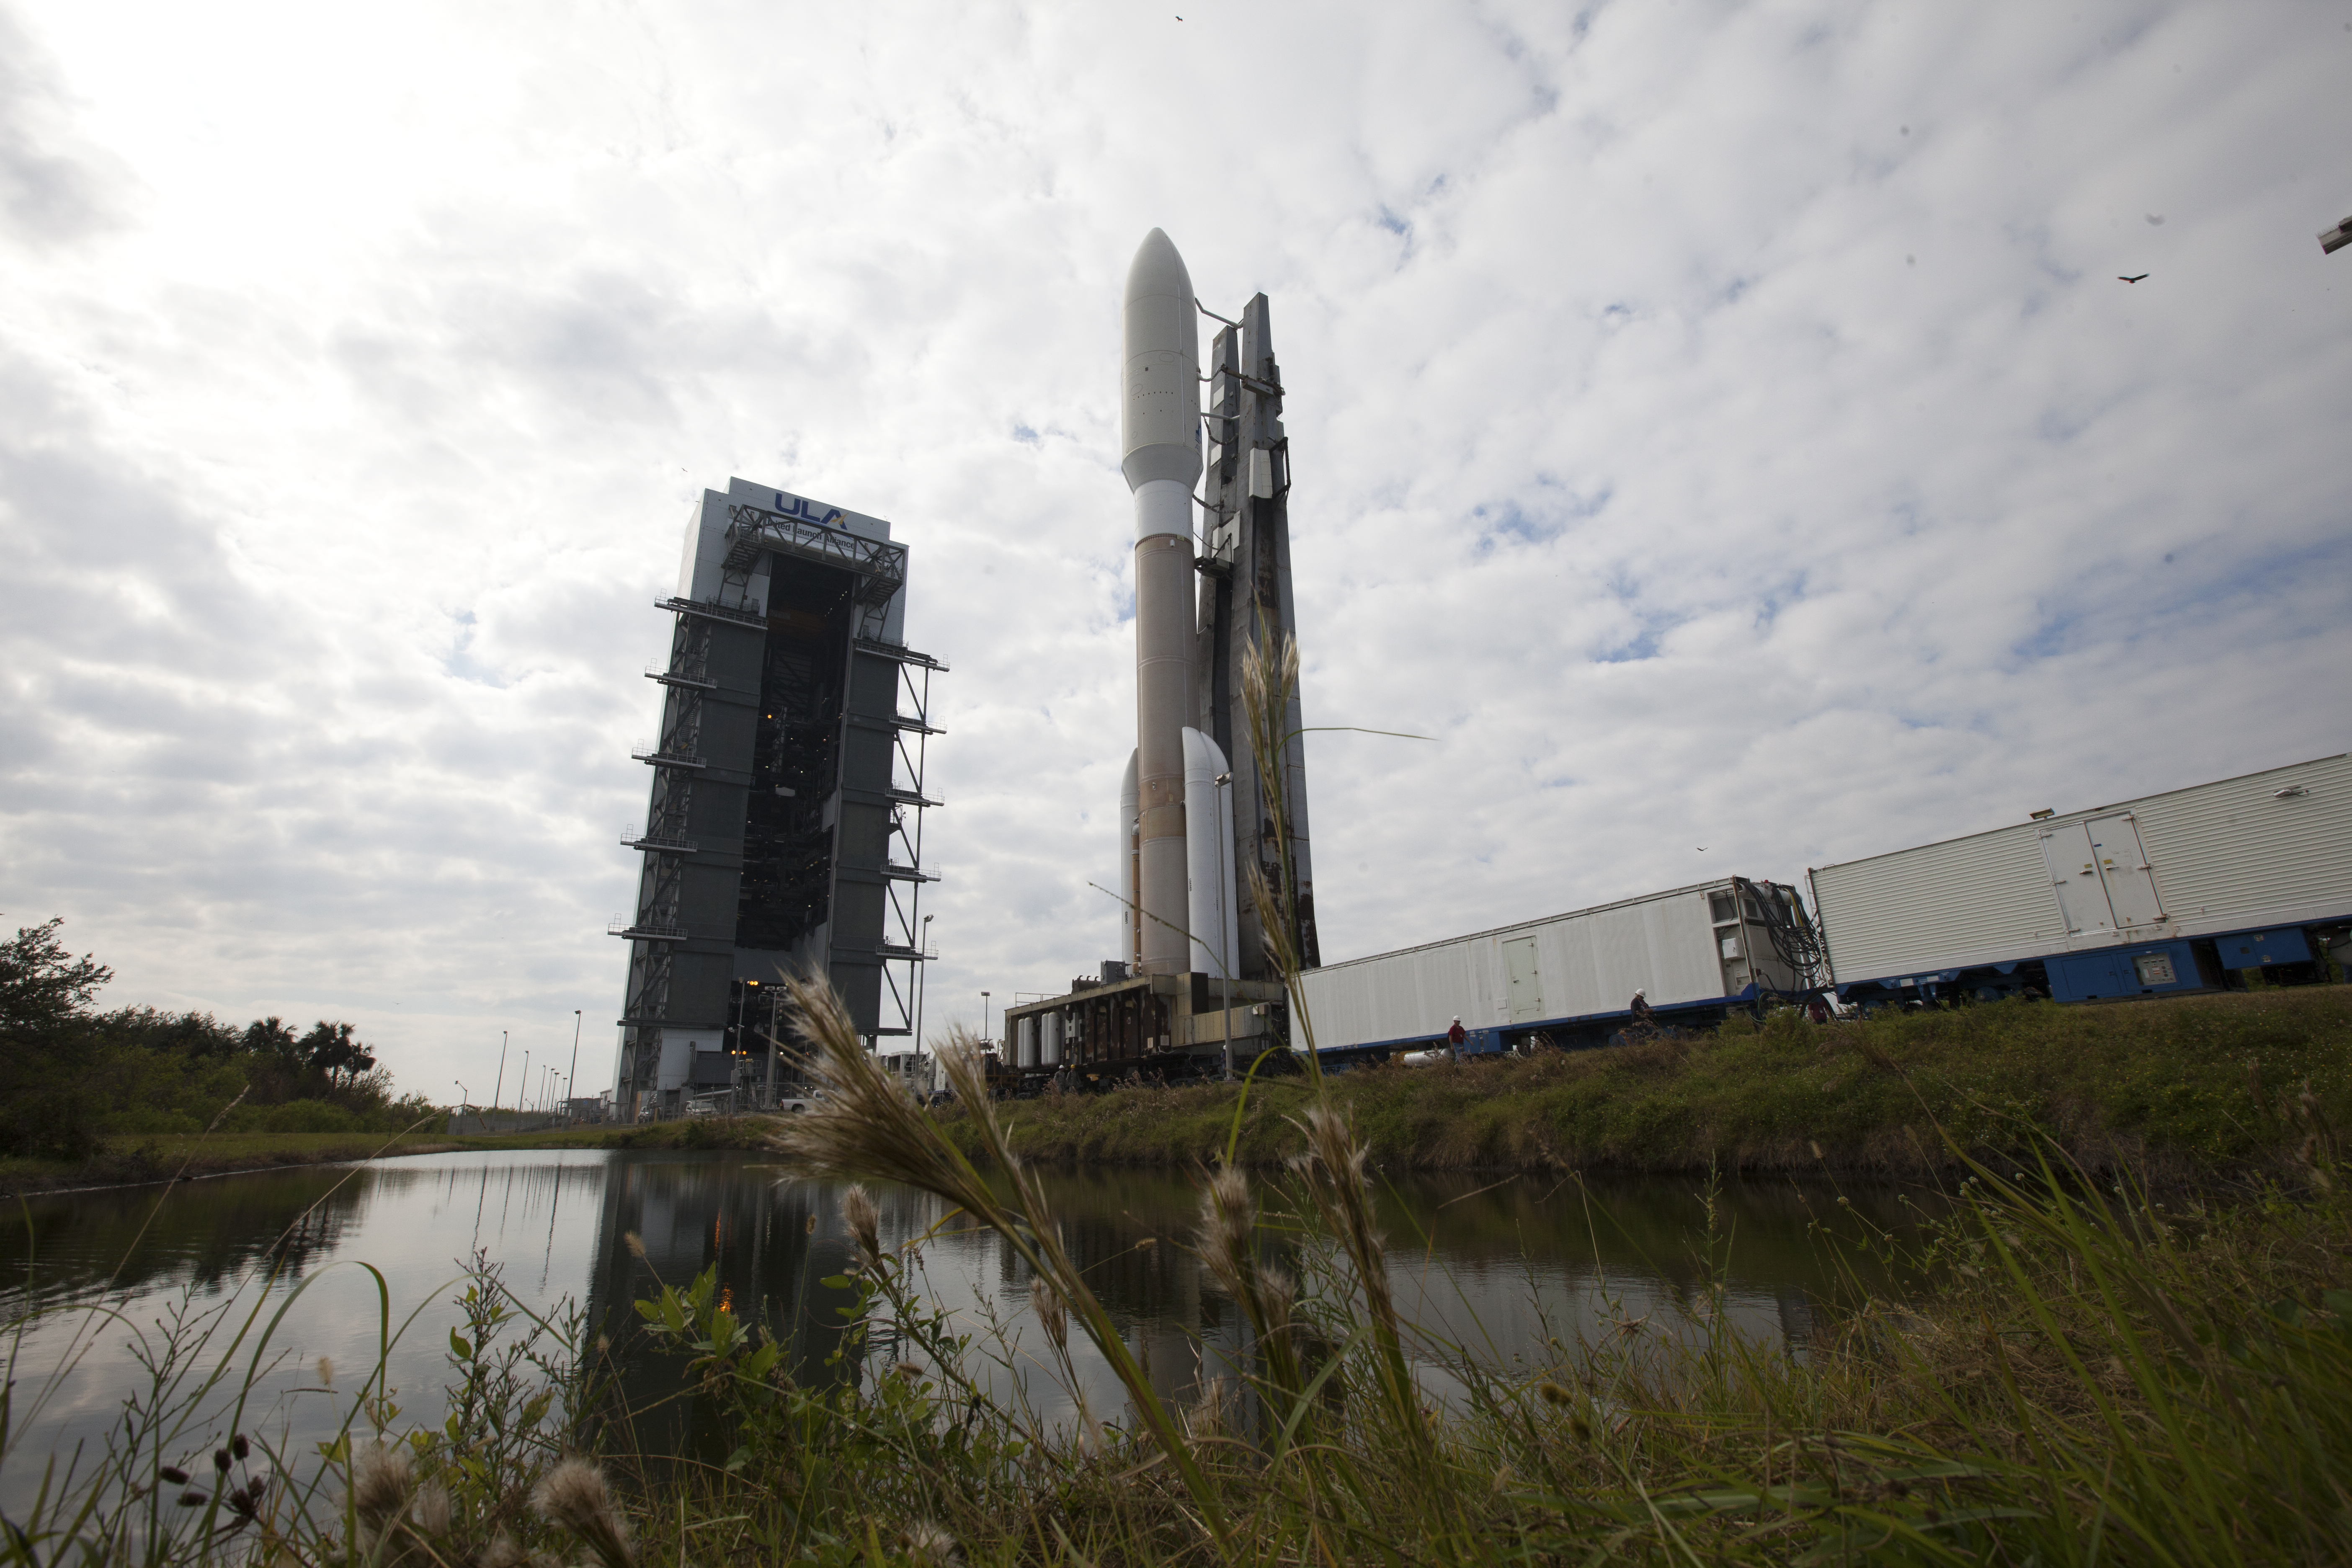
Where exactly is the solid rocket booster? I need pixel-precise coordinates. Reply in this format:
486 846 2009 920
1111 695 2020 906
1123 229 1200 974
1182 726 1238 980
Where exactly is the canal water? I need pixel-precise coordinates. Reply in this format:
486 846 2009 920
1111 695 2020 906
0 1151 1934 1509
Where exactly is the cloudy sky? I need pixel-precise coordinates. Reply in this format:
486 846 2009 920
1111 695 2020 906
4 1 2347 1100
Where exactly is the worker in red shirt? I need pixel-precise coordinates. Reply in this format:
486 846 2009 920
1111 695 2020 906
1447 1017 1466 1051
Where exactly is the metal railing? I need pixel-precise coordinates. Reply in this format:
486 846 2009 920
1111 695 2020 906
622 826 699 854
632 740 707 769
609 915 689 941
656 595 766 628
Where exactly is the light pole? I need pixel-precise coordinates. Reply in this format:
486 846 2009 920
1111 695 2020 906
980 990 990 1047
455 1081 469 1121
565 1009 582 1123
518 1050 529 1115
491 1031 509 1122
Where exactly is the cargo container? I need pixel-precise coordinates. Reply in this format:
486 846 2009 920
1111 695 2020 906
1808 753 2352 1008
1290 877 1821 1060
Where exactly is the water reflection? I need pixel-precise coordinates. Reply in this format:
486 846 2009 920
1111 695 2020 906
0 1152 1929 1510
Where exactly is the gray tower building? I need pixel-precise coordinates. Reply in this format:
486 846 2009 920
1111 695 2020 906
611 478 941 1119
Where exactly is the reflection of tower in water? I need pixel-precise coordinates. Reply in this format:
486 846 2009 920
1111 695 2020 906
581 1155 872 1459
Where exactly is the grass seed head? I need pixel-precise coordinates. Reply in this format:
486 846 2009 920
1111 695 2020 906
411 1482 452 1537
766 977 989 1213
842 1184 882 1267
1032 1277 1069 1353
900 1520 960 1567
532 1458 633 1568
1195 1165 1256 1303
350 1443 414 1533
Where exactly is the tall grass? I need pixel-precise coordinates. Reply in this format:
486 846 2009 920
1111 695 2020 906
6 1042 2351 1563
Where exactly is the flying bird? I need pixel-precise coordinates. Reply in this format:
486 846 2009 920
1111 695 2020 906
2119 273 2148 283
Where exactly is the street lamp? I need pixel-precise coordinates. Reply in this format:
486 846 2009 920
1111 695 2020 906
492 1031 509 1121
980 990 990 1046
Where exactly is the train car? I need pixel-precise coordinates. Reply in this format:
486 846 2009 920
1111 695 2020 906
1290 876 1822 1063
999 969 1292 1088
1808 753 2352 1008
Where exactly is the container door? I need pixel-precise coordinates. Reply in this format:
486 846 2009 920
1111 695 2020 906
2039 821 2115 938
1503 936 1545 1023
2085 813 2165 929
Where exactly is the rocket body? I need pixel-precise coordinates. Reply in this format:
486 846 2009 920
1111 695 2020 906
1123 230 1201 974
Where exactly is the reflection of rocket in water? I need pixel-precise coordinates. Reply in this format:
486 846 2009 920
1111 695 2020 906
1119 230 1240 980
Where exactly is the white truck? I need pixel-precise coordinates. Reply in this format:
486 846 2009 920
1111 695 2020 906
1292 876 1821 1059
1808 752 2352 1007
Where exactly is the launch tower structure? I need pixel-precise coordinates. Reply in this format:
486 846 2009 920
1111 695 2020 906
1196 292 1321 979
613 478 942 1119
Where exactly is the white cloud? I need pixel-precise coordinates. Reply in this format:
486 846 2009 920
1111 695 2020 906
2 0 2346 1094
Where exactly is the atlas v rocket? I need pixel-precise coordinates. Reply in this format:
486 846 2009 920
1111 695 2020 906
1117 229 1320 983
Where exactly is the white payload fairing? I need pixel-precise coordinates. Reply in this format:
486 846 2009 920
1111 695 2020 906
1119 229 1237 982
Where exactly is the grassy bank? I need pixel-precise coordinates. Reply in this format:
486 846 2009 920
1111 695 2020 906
0 1116 775 1197
953 988 2352 1179
12 975 2352 1566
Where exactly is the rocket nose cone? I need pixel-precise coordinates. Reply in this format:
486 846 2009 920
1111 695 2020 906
1125 228 1194 313
1120 227 1201 489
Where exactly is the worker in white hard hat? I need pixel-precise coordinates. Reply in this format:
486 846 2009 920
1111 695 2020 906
1629 990 1658 1029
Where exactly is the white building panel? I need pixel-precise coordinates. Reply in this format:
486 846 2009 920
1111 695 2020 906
1295 880 1751 1052
1812 753 2352 986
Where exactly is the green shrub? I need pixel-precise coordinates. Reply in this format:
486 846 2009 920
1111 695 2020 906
222 1099 363 1135
95 1107 206 1136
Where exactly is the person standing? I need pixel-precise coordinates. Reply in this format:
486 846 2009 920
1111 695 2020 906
1447 1017 1466 1054
1629 991 1658 1029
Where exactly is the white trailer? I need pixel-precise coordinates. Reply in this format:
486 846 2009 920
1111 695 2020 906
1293 877 1817 1057
1808 753 2352 1006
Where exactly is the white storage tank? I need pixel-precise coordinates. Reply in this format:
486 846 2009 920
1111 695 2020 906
1041 1012 1065 1066
1016 1016 1038 1070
